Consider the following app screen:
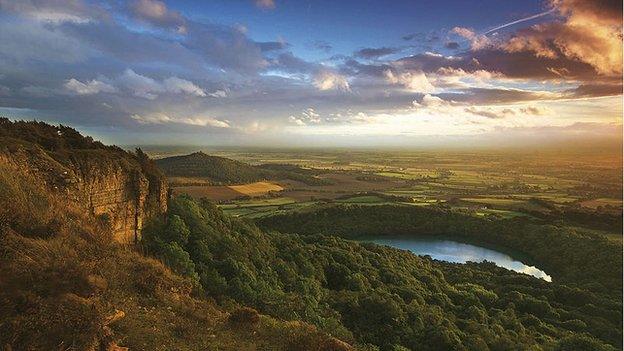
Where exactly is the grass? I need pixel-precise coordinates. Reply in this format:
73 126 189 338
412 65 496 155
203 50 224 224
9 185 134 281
0 160 350 351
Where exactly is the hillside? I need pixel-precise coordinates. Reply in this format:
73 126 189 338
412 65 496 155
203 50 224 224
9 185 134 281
156 152 266 184
0 120 348 350
0 120 621 351
156 151 331 186
0 118 168 243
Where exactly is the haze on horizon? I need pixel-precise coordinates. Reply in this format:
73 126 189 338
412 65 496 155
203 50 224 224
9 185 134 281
0 0 621 148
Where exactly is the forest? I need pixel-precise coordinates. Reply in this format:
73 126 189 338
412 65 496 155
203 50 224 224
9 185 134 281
258 204 622 292
142 195 622 350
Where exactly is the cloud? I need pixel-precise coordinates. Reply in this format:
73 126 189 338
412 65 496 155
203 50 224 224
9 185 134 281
444 42 460 50
64 78 116 95
106 69 207 99
131 113 230 128
402 31 440 43
451 27 490 50
208 89 228 98
0 0 106 23
185 21 269 74
464 106 509 119
117 69 163 99
313 69 350 91
354 47 399 59
163 77 206 97
258 40 289 52
0 16 93 63
383 69 434 93
566 83 623 98
412 94 450 108
519 106 550 115
312 40 332 53
128 0 186 33
254 0 275 10
464 105 548 119
289 108 321 125
500 0 622 76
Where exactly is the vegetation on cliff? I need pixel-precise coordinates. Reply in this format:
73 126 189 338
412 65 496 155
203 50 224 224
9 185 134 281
0 121 349 350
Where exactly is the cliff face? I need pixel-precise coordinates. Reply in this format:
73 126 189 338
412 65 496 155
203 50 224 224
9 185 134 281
69 160 168 243
0 120 167 243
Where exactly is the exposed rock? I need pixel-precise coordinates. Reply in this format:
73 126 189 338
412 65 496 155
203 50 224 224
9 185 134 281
0 137 167 244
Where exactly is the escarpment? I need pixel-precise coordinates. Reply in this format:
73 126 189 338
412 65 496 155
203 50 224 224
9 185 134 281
0 118 167 243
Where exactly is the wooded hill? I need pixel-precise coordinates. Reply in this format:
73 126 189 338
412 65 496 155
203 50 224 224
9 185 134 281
156 151 330 185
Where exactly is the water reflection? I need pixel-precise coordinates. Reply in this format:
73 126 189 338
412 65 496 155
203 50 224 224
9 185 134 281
369 238 552 281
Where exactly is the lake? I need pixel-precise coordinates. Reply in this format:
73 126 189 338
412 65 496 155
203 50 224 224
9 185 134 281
368 237 552 281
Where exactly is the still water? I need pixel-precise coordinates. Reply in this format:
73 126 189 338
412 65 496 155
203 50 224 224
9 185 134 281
369 237 552 281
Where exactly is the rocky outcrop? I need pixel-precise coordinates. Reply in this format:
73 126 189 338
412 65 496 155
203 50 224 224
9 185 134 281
0 139 167 244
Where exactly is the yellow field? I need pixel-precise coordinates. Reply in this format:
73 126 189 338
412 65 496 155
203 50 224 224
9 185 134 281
229 182 284 196
173 181 284 201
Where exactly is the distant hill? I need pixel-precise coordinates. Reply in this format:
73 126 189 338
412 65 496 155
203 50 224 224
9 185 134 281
156 151 332 185
156 151 267 184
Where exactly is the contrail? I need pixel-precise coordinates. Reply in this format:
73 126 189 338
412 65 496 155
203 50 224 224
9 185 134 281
483 8 556 35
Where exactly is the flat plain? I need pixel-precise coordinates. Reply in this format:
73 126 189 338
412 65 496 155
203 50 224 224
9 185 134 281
153 148 622 236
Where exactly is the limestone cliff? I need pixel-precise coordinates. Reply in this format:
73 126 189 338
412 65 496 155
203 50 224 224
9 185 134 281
0 119 167 243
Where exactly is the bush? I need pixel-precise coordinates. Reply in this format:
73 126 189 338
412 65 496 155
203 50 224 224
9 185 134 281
229 307 261 328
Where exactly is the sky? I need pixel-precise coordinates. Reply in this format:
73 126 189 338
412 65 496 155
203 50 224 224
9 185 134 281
0 0 621 148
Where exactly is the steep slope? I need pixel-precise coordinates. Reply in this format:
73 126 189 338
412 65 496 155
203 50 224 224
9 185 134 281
0 118 167 243
0 121 350 351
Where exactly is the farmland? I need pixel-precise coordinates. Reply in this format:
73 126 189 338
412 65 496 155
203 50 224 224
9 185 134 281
151 147 622 233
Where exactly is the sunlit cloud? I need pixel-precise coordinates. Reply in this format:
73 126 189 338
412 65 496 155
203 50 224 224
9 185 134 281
313 69 350 91
0 0 620 147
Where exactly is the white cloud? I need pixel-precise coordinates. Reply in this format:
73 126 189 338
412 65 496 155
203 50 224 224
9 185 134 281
131 113 230 128
412 94 450 108
163 77 206 97
384 69 435 93
118 69 163 99
116 69 207 99
313 69 350 91
64 78 116 95
289 107 322 125
208 89 228 98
